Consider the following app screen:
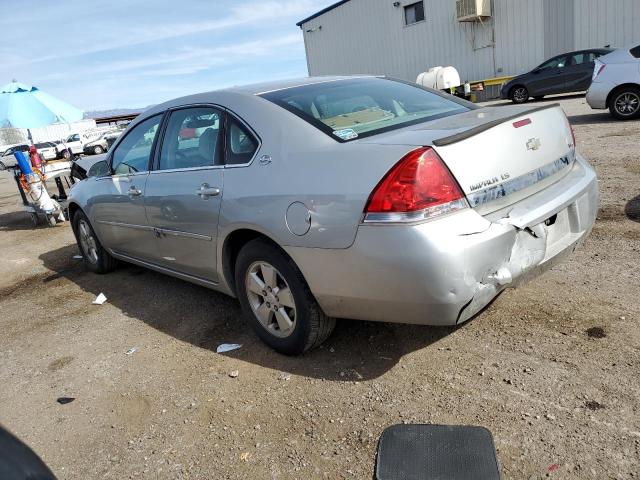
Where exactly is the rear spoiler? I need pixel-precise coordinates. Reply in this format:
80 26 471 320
433 103 561 147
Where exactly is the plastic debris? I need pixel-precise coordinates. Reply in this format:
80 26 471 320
125 347 137 355
216 343 242 353
56 397 75 405
240 452 250 462
73 255 83 259
229 370 239 378
92 293 107 305
278 372 291 381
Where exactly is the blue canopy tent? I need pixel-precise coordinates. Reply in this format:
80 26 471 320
0 82 83 139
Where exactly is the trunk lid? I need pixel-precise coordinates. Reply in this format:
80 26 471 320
361 104 576 215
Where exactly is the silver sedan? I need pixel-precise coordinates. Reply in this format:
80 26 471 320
68 76 598 354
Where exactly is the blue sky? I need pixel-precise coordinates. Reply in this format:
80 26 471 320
0 0 334 111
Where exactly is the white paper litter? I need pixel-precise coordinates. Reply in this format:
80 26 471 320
73 255 83 259
92 293 107 305
216 343 242 353
125 347 137 355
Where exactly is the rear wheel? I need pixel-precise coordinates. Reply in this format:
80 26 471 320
93 145 104 155
72 210 117 273
235 239 335 355
511 86 529 104
609 86 640 120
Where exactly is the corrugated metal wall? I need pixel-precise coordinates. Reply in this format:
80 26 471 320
573 0 640 50
301 0 640 82
543 0 575 58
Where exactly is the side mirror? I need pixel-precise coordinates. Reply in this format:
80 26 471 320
87 160 111 178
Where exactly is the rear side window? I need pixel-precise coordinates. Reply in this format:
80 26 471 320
158 107 223 170
261 77 469 142
631 45 640 58
225 118 258 165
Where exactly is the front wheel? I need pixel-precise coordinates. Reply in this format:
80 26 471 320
235 239 335 355
511 86 529 104
72 210 117 273
93 145 104 155
62 149 71 160
609 87 640 120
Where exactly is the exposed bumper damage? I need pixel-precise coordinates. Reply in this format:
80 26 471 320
285 154 598 326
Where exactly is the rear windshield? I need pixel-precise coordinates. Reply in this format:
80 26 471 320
260 77 470 142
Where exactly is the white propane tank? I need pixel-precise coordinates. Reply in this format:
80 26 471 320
416 66 461 90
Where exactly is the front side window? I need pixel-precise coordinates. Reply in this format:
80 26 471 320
631 45 640 58
404 1 425 25
538 56 567 70
158 107 223 170
225 118 258 165
261 77 469 142
111 114 162 175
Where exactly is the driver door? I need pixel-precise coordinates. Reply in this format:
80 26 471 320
90 114 163 262
528 55 569 96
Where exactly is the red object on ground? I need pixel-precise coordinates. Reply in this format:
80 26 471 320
29 145 42 168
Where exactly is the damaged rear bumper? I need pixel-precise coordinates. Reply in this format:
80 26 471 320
285 153 598 326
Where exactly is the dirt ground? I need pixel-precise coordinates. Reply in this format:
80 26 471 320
0 95 638 480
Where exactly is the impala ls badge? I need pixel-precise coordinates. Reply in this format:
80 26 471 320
259 154 272 165
526 138 542 151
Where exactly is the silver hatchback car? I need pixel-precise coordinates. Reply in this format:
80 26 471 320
69 76 598 354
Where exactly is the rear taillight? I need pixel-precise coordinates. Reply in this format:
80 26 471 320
592 61 606 81
563 113 576 148
363 147 467 223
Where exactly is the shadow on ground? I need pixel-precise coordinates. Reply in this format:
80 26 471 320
39 244 458 382
567 112 619 125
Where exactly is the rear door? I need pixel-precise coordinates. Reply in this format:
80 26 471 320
144 106 225 281
91 114 163 261
563 51 598 92
528 55 569 96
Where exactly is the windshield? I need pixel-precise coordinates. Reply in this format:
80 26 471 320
260 77 470 142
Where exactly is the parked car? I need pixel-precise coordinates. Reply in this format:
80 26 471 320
586 44 640 119
57 130 115 159
34 142 58 160
0 144 30 169
68 76 598 355
501 48 613 103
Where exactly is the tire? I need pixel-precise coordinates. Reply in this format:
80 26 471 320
0 161 5 170
71 210 117 274
93 145 104 155
511 86 529 104
609 86 640 120
235 239 335 355
62 149 71 160
533 95 545 101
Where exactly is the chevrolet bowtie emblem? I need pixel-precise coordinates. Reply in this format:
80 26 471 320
526 138 542 151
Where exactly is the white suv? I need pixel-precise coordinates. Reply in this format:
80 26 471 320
587 44 640 120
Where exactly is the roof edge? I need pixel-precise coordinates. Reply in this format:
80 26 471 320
296 0 352 26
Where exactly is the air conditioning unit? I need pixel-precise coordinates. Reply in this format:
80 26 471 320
456 0 491 22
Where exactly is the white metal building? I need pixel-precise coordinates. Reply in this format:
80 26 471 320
298 0 640 83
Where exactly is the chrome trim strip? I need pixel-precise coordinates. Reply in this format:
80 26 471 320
149 165 224 175
159 228 212 241
362 198 468 224
466 153 575 208
98 220 153 231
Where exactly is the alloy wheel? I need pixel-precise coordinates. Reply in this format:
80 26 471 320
77 219 99 264
245 261 297 338
512 87 528 103
614 92 640 117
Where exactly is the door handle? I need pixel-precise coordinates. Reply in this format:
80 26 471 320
196 183 220 199
128 186 142 197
